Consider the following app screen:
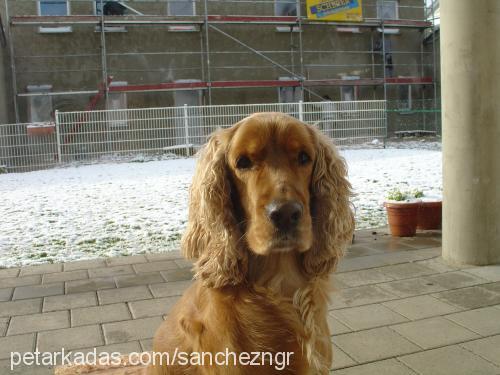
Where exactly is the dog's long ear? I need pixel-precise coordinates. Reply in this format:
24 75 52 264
181 127 247 288
303 125 354 278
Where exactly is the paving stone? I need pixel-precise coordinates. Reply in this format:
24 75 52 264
433 285 500 309
160 268 193 282
71 303 131 326
42 270 88 284
424 271 488 290
37 325 104 352
128 296 180 319
88 265 135 278
329 285 397 310
13 283 63 300
145 252 183 261
344 244 383 259
79 341 143 357
415 257 460 273
331 304 408 331
446 306 500 336
43 291 97 312
334 269 394 288
0 333 35 360
105 255 148 267
63 259 106 271
114 272 164 288
0 275 41 288
98 285 152 305
399 345 499 375
103 317 163 344
0 359 54 374
398 238 441 250
461 335 500 367
480 281 500 294
390 316 479 349
0 318 8 336
338 251 429 273
463 265 500 282
377 277 447 298
0 298 42 317
382 295 460 320
378 263 436 280
133 261 178 274
333 327 420 363
173 259 193 269
66 277 115 294
7 310 70 335
149 280 193 298
337 255 391 273
0 288 13 301
140 338 153 352
329 275 350 290
327 313 352 335
331 344 357 370
0 268 20 279
332 359 418 375
363 238 416 252
19 263 62 276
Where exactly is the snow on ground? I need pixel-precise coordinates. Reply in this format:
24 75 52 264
0 141 442 267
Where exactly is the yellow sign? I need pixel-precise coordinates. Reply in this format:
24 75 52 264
306 0 363 21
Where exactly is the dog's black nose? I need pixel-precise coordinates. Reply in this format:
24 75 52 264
266 201 303 232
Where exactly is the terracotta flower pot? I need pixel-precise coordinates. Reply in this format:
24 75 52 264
417 200 442 230
385 201 420 237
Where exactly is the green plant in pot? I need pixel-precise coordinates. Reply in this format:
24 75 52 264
384 188 422 237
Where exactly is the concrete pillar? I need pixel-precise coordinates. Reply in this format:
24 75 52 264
441 0 500 265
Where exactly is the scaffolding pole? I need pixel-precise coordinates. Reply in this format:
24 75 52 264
5 0 19 123
203 0 212 105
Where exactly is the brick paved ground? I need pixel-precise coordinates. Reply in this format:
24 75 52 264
1 228 499 374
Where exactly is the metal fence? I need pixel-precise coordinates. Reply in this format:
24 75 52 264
0 100 386 173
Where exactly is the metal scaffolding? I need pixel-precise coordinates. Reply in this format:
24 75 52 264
3 0 439 132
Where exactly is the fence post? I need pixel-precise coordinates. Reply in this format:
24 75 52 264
299 100 304 122
55 110 62 163
183 104 190 157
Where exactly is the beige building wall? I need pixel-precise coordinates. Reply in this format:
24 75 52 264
3 0 432 133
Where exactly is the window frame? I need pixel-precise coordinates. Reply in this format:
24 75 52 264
37 0 72 33
106 81 129 128
167 0 196 16
376 0 399 20
399 84 413 112
274 0 297 17
27 84 53 123
93 1 128 33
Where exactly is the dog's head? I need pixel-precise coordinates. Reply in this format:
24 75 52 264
182 113 354 287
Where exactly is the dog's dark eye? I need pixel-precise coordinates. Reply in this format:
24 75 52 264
298 151 311 165
236 155 252 170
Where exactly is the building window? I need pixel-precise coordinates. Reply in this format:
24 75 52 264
278 77 302 103
94 1 127 32
399 85 412 111
275 0 297 16
340 86 357 101
95 1 126 15
168 0 195 16
38 1 71 33
27 85 53 123
377 0 399 20
39 0 68 15
106 82 128 128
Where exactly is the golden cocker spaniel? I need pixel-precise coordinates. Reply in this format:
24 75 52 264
149 112 354 374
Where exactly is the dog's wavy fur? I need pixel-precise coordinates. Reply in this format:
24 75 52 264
149 113 354 375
